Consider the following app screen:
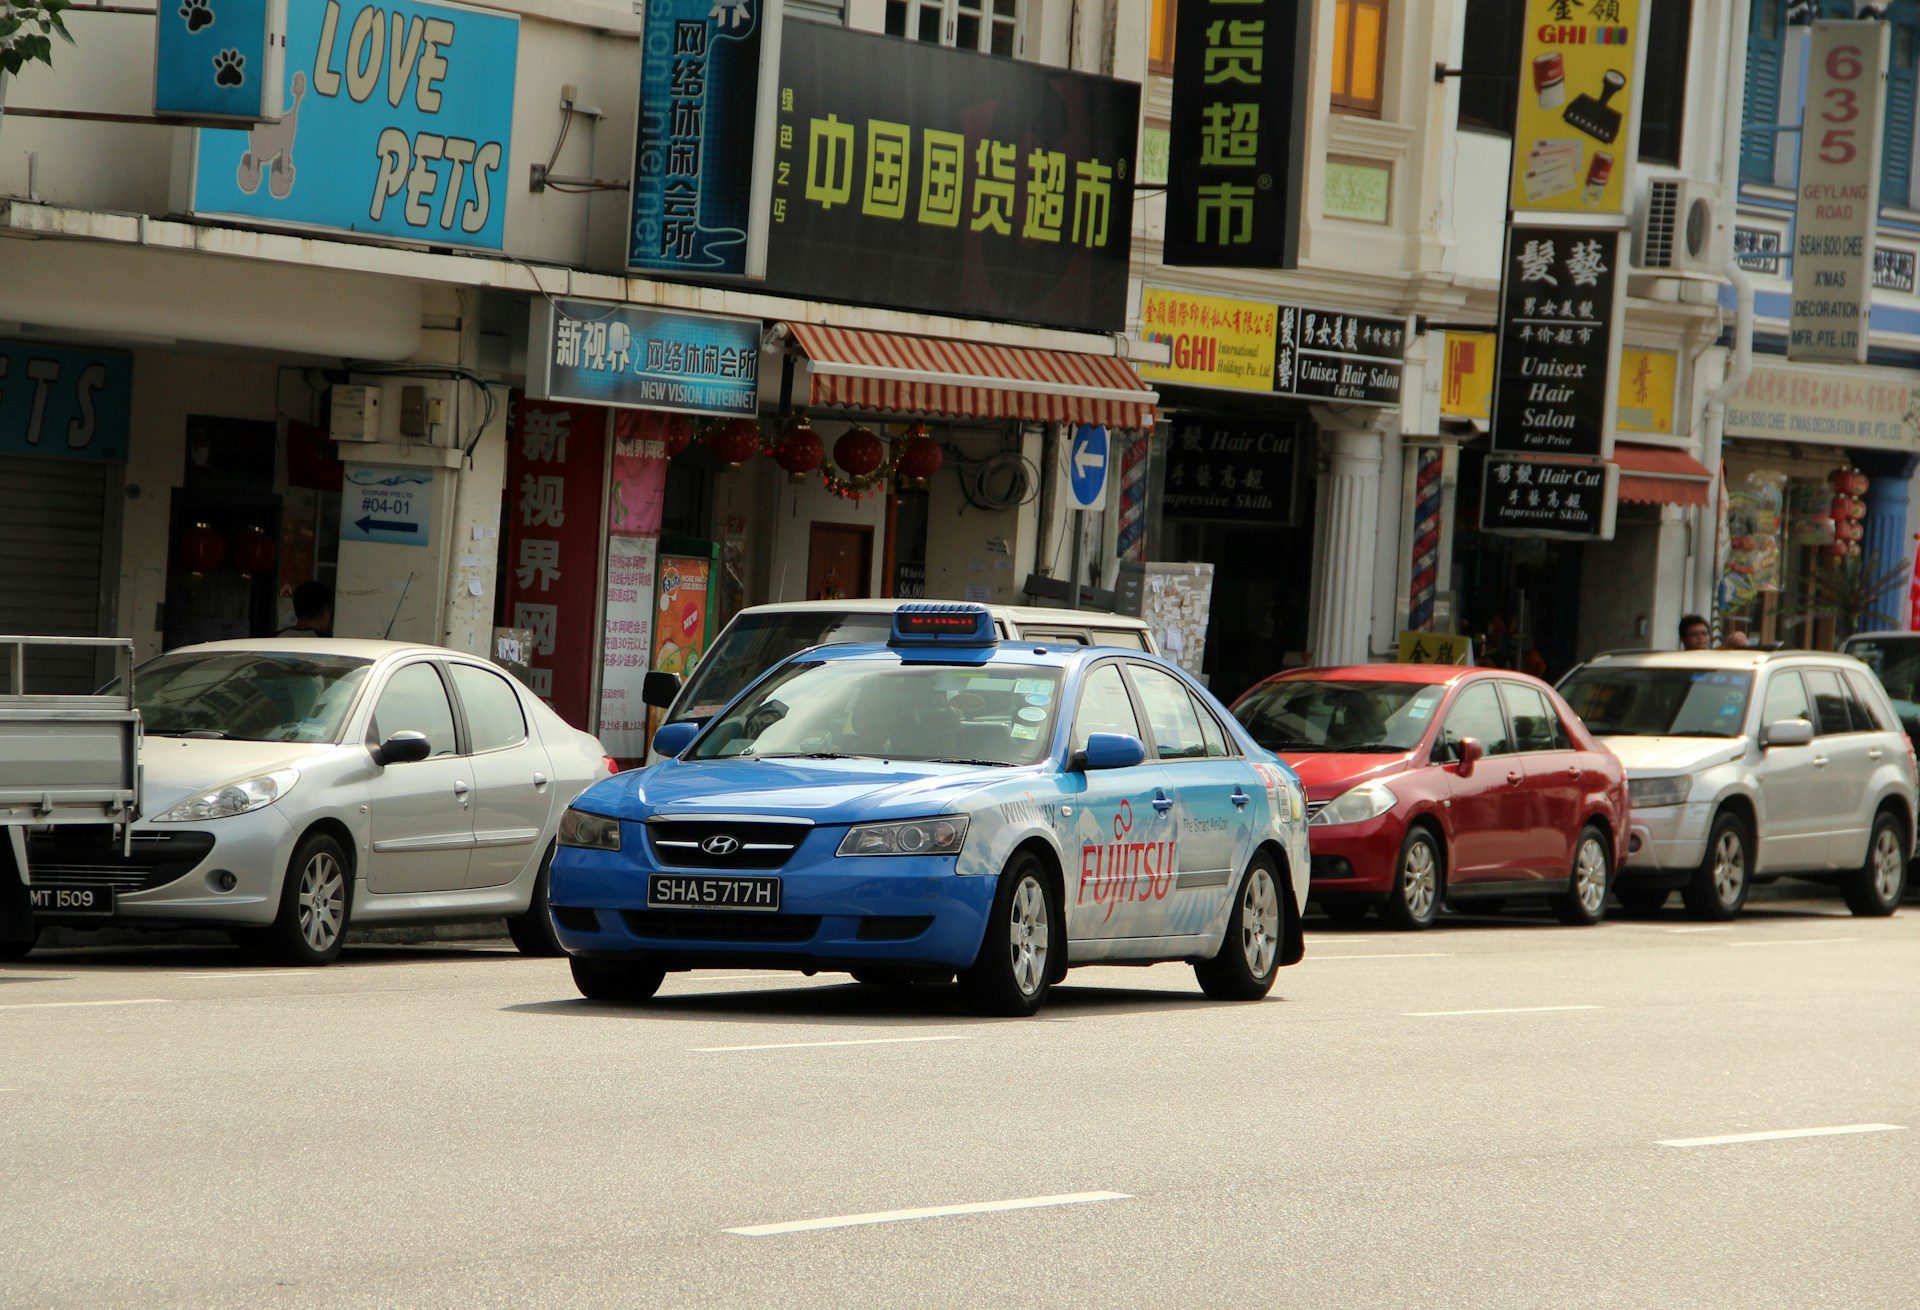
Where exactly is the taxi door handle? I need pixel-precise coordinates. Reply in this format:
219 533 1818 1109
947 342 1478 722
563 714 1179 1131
1230 788 1250 807
1152 792 1174 813
1814 756 1830 768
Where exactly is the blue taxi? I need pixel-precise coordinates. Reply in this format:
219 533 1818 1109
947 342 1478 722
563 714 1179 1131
548 604 1310 1016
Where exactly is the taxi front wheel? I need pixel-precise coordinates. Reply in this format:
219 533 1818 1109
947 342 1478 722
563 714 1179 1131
959 852 1058 1017
1195 855 1283 1001
570 956 665 1004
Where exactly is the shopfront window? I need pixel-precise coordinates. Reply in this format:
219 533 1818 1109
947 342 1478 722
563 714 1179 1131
1719 461 1866 649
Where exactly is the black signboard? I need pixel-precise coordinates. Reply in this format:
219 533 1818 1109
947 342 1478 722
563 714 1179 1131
1875 247 1917 294
1735 225 1783 274
1492 224 1626 459
1275 305 1405 406
1480 456 1618 540
764 22 1138 333
1164 0 1309 269
1163 419 1299 523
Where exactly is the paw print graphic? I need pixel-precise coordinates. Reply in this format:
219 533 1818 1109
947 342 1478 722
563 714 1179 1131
212 48 245 87
179 0 213 32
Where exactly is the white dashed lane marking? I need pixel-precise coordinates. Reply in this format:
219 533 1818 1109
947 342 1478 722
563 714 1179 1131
1658 1124 1905 1149
726 1191 1131 1236
0 998 169 1012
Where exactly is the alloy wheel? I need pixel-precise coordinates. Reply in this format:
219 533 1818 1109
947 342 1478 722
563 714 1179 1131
298 852 346 953
1402 840 1438 921
1873 825 1903 903
1240 866 1281 977
1008 875 1049 996
1575 835 1609 916
1712 830 1746 907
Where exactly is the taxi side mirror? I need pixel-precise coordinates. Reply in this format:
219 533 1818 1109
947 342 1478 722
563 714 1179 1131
651 721 699 760
1071 732 1148 772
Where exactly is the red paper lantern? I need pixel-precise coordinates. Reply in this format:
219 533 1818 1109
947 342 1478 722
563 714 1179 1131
710 418 762 469
1832 496 1854 522
1848 541 1863 558
1827 541 1852 562
1829 468 1851 490
1848 499 1867 521
177 521 226 574
232 526 277 577
1849 470 1871 497
895 427 942 487
834 427 886 479
773 415 824 482
661 413 694 459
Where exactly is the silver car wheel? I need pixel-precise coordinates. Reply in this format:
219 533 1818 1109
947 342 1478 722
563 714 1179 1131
1402 839 1438 921
1240 866 1280 978
1873 825 1903 903
298 851 346 953
1008 875 1049 997
1713 830 1746 906
1575 834 1609 916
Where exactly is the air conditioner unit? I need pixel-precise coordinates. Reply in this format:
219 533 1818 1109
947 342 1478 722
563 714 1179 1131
328 385 382 443
1636 178 1716 274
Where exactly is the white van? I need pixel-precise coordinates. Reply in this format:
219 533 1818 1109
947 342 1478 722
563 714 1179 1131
647 600 1158 728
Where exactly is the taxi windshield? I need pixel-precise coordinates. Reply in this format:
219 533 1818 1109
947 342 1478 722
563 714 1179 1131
689 659 1064 766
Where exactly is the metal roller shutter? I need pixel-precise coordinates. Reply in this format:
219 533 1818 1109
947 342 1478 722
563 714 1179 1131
0 454 113 693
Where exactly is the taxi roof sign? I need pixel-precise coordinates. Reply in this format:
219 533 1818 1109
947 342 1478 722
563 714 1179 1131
890 602 996 646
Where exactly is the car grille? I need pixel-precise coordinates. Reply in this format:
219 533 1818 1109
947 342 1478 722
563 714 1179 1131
622 910 821 944
24 828 216 892
1306 801 1329 821
646 819 810 870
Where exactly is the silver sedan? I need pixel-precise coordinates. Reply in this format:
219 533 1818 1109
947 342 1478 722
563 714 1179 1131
18 639 609 964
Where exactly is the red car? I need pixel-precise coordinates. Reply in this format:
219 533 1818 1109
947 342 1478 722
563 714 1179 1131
1229 666 1629 929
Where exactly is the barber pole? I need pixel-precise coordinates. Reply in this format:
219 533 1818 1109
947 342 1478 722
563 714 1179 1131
1408 447 1444 631
1116 431 1150 562
1908 535 1920 630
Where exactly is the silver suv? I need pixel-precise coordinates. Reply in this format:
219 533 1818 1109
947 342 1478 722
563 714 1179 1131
1558 651 1916 920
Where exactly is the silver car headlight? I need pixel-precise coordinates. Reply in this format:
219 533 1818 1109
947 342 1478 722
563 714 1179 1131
152 769 300 823
837 816 969 857
1308 782 1397 827
1628 774 1693 809
558 808 622 851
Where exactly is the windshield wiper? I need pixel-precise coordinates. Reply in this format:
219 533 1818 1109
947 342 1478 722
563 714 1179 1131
146 728 228 739
755 751 859 760
928 757 1012 767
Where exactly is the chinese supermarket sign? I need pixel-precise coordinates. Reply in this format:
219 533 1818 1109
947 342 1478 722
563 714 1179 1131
765 21 1138 333
503 396 607 728
1163 0 1309 269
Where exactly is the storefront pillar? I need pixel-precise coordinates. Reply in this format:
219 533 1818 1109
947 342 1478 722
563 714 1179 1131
1856 452 1919 614
1307 414 1388 666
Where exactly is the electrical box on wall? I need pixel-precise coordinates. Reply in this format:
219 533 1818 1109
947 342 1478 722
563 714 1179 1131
329 385 382 443
399 385 428 441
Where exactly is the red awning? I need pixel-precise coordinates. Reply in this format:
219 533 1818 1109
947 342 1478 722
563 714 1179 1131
1614 442 1712 506
786 321 1158 430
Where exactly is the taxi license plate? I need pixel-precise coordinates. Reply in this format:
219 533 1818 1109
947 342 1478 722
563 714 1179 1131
28 885 115 917
648 874 780 913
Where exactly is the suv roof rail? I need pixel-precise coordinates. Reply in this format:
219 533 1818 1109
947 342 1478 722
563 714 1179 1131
1589 648 1657 658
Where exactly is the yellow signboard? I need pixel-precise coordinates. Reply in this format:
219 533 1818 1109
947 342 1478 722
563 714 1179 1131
1510 0 1644 216
1398 631 1473 665
1138 287 1279 393
1616 347 1676 434
1441 332 1496 421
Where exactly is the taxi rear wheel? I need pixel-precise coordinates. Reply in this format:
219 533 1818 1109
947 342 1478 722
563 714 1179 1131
570 956 665 1004
958 853 1057 1017
1194 854 1283 1001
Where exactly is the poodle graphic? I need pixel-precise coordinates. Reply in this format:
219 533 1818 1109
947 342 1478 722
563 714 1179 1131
236 70 306 200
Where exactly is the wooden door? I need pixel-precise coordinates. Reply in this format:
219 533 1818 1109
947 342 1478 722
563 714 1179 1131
807 523 873 601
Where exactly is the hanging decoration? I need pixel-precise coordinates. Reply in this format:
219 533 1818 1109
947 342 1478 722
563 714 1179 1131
822 426 897 500
894 423 942 490
177 521 227 574
708 416 763 470
771 412 824 483
1827 468 1868 562
232 526 278 577
661 413 695 459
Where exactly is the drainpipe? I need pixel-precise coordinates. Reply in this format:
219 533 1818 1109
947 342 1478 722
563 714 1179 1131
1694 0 1756 620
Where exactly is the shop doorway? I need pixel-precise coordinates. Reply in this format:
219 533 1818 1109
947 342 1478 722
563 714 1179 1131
0 453 117 691
807 523 873 601
162 491 282 649
1453 446 1584 679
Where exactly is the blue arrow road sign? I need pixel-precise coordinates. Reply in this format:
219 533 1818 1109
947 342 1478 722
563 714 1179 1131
1069 424 1108 511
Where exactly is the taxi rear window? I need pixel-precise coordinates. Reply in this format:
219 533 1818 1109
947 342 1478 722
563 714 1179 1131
690 661 1065 766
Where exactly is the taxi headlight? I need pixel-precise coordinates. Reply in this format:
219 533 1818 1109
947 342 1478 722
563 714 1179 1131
1627 774 1693 809
838 817 970 857
558 808 622 851
1309 782 1397 827
152 769 299 823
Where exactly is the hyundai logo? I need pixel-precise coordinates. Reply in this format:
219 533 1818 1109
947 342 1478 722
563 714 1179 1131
700 835 741 856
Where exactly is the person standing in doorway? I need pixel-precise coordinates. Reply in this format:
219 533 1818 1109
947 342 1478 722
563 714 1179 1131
278 582 334 638
1679 613 1712 651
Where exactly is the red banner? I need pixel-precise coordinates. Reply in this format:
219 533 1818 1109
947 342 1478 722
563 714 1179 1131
608 410 671 537
504 396 607 730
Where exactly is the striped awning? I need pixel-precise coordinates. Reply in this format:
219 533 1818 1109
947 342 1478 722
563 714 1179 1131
1615 442 1713 507
786 321 1158 430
